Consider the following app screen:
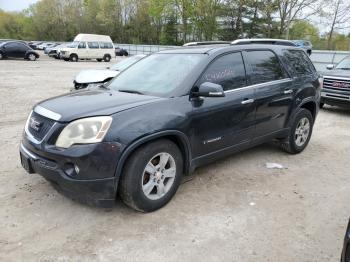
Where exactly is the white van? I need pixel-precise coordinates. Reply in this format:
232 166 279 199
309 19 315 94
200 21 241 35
60 34 115 62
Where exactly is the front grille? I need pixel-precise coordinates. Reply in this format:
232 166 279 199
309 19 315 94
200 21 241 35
27 111 56 141
323 77 350 91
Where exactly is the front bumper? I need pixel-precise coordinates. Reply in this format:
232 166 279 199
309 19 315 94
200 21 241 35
321 89 350 108
20 137 123 207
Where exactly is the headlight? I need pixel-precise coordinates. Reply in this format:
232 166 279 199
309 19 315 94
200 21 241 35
55 116 112 148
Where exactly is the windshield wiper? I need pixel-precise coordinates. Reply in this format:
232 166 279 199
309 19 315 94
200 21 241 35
118 89 144 95
337 68 350 70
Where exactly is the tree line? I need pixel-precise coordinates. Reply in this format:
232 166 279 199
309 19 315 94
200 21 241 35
0 0 349 50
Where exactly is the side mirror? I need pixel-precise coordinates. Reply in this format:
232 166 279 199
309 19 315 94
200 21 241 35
326 64 334 70
192 82 225 98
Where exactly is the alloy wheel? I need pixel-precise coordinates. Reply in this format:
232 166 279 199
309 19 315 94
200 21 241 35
141 152 176 200
294 117 310 147
28 54 36 61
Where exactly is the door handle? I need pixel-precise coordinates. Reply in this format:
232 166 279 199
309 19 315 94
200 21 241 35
284 89 293 94
241 98 254 105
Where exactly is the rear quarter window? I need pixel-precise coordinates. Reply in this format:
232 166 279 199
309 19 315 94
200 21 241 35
245 50 288 85
283 49 316 76
100 42 113 49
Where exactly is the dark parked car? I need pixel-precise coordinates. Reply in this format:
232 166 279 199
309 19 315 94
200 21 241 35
115 47 129 56
341 219 350 262
20 44 320 212
320 56 350 108
0 41 39 61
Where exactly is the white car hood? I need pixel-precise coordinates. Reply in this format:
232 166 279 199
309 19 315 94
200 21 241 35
75 69 120 84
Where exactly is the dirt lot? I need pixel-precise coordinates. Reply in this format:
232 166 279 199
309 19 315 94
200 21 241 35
0 53 350 262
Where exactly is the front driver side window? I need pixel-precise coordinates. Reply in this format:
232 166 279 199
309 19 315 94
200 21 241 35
197 52 247 91
78 42 86 49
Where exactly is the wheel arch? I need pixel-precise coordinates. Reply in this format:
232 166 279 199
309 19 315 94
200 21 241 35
114 130 192 190
300 100 317 120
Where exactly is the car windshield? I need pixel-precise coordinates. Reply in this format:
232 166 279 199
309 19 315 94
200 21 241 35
67 41 79 48
107 53 205 96
110 55 145 72
336 58 350 70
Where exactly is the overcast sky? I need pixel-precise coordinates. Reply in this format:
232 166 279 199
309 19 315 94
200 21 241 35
0 0 38 12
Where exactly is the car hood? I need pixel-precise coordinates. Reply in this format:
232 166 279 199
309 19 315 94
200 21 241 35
35 89 164 122
75 69 119 84
322 69 350 79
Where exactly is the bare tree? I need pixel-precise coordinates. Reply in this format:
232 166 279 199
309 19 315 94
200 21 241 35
325 0 350 49
276 0 321 39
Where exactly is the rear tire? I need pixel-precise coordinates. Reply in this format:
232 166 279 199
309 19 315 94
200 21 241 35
119 139 183 212
280 109 314 154
103 54 111 62
0 52 3 60
70 54 78 62
320 102 325 109
97 59 102 62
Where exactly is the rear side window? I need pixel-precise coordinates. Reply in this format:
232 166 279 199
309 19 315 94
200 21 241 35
198 52 246 91
246 50 287 85
283 50 315 76
100 42 113 49
87 42 99 49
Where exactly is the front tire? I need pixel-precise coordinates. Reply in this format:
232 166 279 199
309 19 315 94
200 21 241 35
119 139 183 212
0 52 3 60
320 102 325 109
280 109 314 154
70 54 78 62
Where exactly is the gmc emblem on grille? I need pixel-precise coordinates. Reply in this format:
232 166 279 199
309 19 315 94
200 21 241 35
332 82 350 88
29 118 43 132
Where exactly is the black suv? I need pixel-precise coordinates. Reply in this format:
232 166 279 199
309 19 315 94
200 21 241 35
20 44 321 212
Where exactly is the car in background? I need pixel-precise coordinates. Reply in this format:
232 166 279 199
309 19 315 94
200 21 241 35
183 41 230 46
48 43 69 59
20 44 320 211
36 42 55 50
320 55 350 108
231 38 297 47
0 39 27 45
0 41 39 61
341 219 350 262
60 34 115 62
115 47 129 56
293 40 312 55
44 43 60 54
73 54 146 89
28 42 43 50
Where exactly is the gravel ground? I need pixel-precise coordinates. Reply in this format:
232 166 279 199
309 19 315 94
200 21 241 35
0 53 350 262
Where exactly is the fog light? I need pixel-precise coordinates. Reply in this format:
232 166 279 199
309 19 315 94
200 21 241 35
74 164 80 174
